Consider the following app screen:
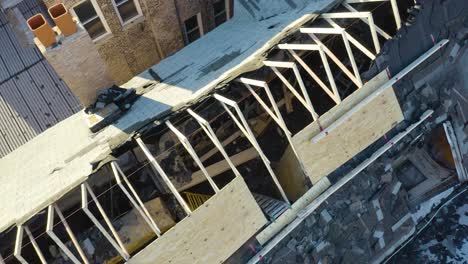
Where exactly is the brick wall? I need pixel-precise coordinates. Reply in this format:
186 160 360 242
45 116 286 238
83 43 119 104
41 0 234 84
39 26 114 106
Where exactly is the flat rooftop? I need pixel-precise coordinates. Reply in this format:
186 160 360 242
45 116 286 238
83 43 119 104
0 0 338 233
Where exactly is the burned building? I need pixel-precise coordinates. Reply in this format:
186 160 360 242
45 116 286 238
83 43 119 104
0 0 466 263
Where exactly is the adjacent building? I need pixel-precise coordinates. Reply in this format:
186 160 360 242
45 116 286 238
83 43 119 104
41 0 233 84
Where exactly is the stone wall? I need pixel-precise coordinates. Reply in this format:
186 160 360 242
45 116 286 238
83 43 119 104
42 0 234 84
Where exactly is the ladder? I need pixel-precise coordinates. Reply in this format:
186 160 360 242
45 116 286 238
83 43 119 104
183 192 212 211
253 193 288 220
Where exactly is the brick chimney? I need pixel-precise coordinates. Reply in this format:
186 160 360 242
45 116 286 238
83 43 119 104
33 15 113 107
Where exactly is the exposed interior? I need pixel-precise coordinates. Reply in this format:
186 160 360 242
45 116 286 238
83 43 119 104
0 0 428 263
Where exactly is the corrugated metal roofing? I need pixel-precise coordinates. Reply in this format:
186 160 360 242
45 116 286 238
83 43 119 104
0 0 81 158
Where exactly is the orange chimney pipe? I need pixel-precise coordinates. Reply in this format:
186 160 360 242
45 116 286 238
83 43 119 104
27 14 56 48
48 3 77 36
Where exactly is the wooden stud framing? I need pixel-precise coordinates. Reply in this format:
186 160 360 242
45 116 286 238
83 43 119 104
236 78 299 159
303 31 362 87
344 0 401 29
318 42 347 92
46 206 82 264
187 108 243 178
24 227 47 264
320 11 381 53
135 137 192 215
81 183 130 260
14 226 28 264
111 162 162 235
237 78 294 129
322 17 376 60
213 93 290 204
341 4 392 40
277 45 341 104
390 0 402 29
263 61 319 120
238 82 289 130
165 121 220 193
54 205 88 264
300 27 363 87
311 39 449 142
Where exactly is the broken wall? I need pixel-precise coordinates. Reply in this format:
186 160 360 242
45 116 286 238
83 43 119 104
277 146 309 201
127 176 268 264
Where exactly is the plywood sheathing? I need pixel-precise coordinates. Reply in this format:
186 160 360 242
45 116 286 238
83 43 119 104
128 176 268 264
277 146 309 201
292 71 404 184
177 147 259 191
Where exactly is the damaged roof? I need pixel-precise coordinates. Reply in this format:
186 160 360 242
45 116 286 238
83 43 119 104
0 0 339 233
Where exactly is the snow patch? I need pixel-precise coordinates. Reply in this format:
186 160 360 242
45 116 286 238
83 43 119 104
456 204 468 226
421 248 439 262
411 187 454 222
446 238 468 263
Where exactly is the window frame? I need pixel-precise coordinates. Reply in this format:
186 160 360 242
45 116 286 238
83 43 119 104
183 13 204 44
111 0 143 26
71 0 111 42
213 0 231 27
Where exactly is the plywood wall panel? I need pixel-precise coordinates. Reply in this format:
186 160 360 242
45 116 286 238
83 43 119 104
293 71 404 184
128 176 267 264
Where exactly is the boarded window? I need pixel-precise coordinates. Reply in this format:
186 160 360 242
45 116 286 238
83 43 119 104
73 0 107 39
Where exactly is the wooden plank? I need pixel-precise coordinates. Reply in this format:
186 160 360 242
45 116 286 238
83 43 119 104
175 147 259 191
128 177 268 264
292 71 404 184
408 148 451 180
277 146 309 201
199 130 243 162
